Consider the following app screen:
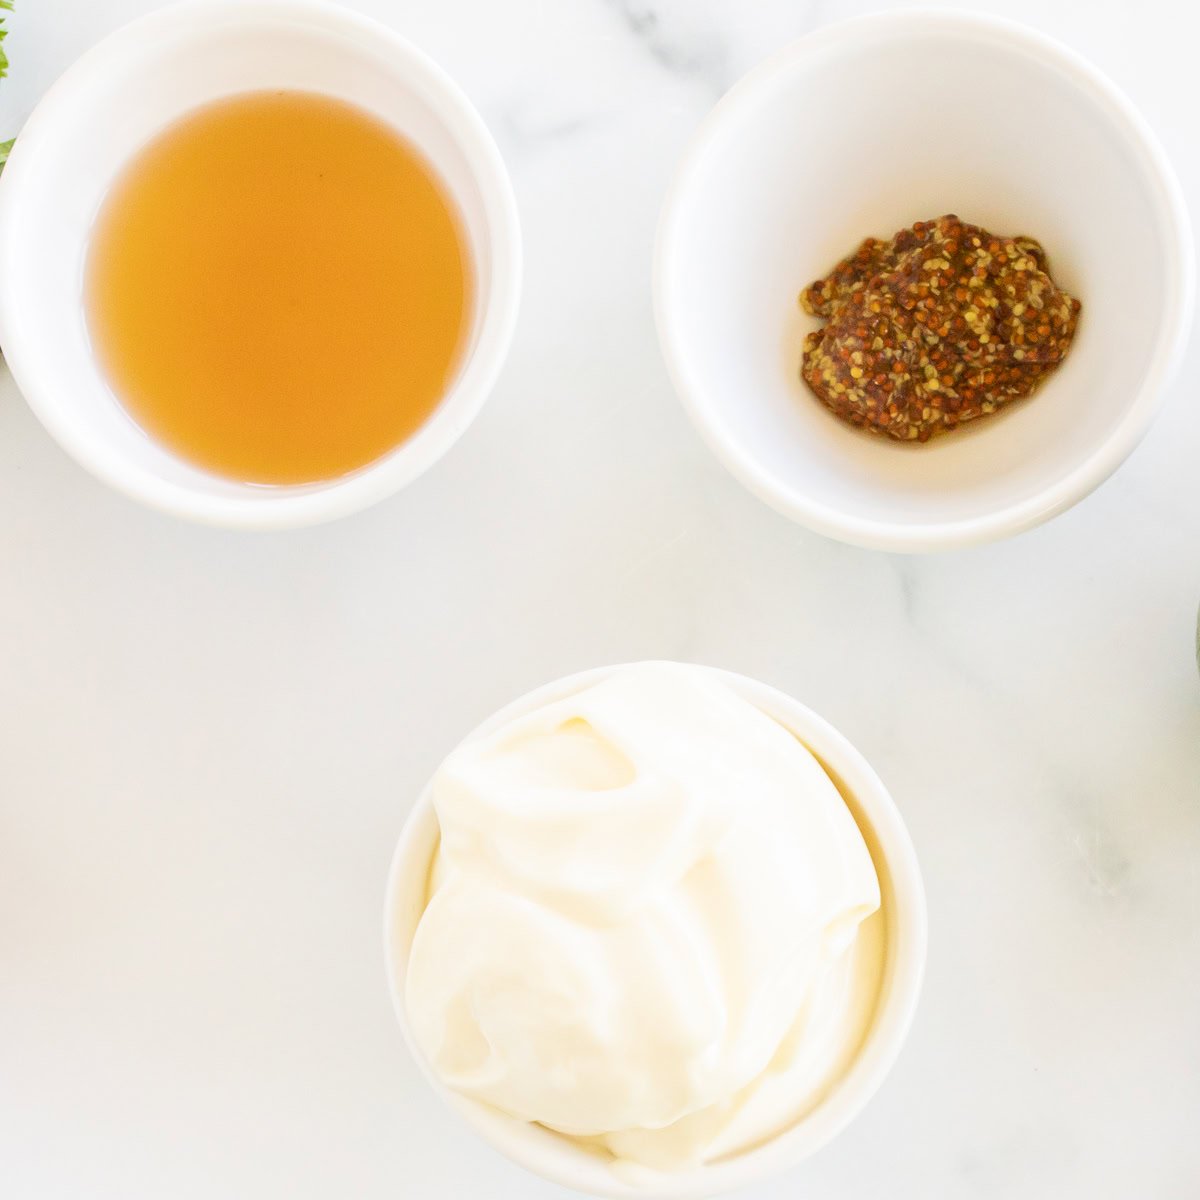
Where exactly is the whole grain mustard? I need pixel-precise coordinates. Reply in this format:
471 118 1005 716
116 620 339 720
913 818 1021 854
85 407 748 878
799 214 1081 441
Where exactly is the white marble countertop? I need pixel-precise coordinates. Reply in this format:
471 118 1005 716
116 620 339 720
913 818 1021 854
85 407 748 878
2 1 1198 1197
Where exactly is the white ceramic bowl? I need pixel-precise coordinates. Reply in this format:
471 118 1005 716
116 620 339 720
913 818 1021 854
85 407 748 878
655 11 1193 552
0 0 521 528
384 663 927 1199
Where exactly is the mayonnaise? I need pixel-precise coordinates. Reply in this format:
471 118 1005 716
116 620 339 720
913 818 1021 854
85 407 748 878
405 664 883 1171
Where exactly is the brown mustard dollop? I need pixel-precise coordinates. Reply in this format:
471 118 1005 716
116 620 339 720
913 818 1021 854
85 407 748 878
799 214 1081 442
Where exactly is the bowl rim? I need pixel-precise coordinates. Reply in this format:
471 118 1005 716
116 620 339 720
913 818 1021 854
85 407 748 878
653 8 1195 553
383 662 928 1199
0 0 522 530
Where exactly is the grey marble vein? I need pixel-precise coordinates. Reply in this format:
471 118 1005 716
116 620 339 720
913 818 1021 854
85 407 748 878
604 0 731 95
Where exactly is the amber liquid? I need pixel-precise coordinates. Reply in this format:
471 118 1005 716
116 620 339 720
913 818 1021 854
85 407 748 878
86 91 472 485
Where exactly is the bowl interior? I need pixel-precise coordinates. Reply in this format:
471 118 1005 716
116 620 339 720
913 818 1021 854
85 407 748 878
657 15 1184 547
0 1 510 522
384 664 926 1199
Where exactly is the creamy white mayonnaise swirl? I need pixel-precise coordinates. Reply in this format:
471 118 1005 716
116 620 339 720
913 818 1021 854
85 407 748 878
405 664 883 1172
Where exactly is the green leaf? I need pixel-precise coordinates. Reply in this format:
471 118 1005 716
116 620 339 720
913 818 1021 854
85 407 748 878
0 0 11 83
1 1 13 170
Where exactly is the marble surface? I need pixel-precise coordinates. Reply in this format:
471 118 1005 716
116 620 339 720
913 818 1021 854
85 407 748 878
1 1 1199 1197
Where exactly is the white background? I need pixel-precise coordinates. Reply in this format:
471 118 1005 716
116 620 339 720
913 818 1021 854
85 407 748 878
2 2 1198 1197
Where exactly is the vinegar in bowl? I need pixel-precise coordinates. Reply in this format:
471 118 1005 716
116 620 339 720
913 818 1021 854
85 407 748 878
85 90 473 486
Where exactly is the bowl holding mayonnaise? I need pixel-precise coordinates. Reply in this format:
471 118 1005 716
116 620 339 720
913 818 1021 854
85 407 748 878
384 662 926 1198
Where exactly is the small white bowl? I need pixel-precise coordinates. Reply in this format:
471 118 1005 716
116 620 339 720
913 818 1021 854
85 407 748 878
0 0 521 528
655 11 1193 552
384 663 927 1199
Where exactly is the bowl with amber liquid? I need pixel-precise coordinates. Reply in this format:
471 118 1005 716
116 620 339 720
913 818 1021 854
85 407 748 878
0 0 521 527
